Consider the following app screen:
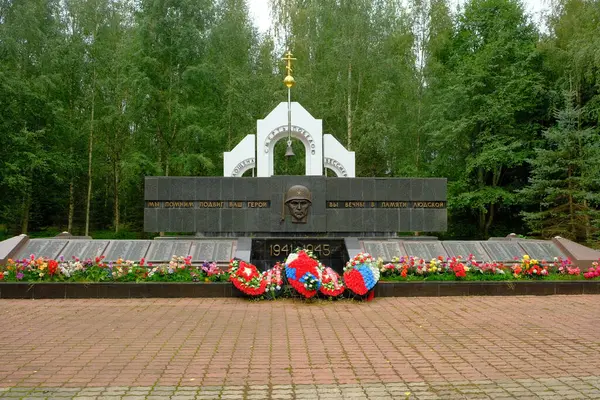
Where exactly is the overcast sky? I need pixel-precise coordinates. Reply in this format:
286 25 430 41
247 0 551 33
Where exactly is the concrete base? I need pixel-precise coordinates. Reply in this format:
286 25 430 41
1 280 598 299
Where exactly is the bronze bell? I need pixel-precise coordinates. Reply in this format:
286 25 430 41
285 140 295 157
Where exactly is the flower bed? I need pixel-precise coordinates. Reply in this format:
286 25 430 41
0 255 228 283
1 252 599 300
378 255 600 282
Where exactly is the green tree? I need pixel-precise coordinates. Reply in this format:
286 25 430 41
544 0 600 126
425 0 546 237
135 0 215 177
520 92 600 241
0 0 67 233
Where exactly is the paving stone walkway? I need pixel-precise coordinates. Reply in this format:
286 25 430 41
0 296 599 399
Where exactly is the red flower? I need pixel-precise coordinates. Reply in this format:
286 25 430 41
48 260 58 276
450 262 466 278
0 272 4 280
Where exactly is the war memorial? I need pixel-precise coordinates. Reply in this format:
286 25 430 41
0 52 599 298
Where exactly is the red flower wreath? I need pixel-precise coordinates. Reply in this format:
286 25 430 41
230 260 266 296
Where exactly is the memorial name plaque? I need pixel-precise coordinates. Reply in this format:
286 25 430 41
126 241 151 261
384 242 403 261
192 241 216 262
105 241 132 261
519 242 566 261
61 241 89 260
16 240 50 259
16 240 68 260
215 242 234 261
44 241 69 259
363 242 386 260
104 241 151 262
146 242 173 261
481 241 525 262
403 242 447 260
146 241 192 261
362 241 403 261
61 240 109 260
172 242 193 259
443 241 490 261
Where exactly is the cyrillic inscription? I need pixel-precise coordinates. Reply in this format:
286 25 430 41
197 201 224 208
412 201 446 208
380 201 408 208
144 201 270 209
165 201 195 208
248 201 269 208
325 201 445 209
344 201 365 208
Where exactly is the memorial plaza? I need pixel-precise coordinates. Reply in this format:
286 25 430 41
0 296 599 399
1 49 600 400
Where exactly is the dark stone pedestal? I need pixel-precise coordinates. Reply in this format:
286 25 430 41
250 238 348 274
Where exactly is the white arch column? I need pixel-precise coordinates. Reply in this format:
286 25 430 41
323 134 355 177
256 102 323 177
224 135 256 177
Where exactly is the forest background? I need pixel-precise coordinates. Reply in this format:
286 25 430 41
0 0 599 245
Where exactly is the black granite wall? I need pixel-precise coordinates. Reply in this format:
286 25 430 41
144 176 447 234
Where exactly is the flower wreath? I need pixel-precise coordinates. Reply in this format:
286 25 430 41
263 262 284 299
228 258 241 276
229 259 266 296
319 265 345 297
343 252 380 296
285 250 322 298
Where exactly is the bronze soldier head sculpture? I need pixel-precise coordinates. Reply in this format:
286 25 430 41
285 185 312 223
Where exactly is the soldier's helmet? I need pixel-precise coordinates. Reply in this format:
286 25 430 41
285 185 311 203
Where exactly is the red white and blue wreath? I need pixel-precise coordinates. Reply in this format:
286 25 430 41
285 249 323 298
343 252 380 296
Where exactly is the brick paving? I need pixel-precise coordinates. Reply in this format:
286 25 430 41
0 296 599 399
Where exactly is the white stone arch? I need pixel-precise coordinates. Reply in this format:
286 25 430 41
256 102 323 177
263 125 317 176
323 134 355 177
230 158 255 177
324 157 349 177
224 135 256 177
